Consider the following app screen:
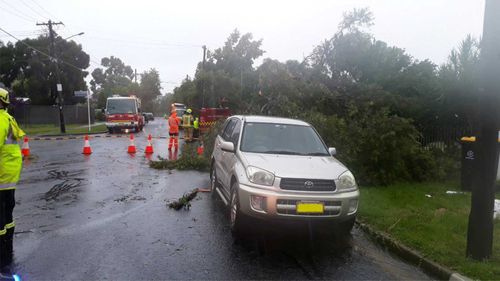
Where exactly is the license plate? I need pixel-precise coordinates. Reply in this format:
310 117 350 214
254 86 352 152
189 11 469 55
296 202 324 214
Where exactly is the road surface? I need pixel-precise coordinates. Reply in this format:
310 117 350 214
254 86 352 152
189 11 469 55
12 119 432 280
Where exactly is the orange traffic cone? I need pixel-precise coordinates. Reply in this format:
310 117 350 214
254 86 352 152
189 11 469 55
128 133 137 154
82 135 92 155
145 134 154 154
21 136 30 157
197 142 204 156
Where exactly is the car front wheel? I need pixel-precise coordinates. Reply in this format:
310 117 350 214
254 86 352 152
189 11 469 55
210 164 218 193
229 182 246 238
338 217 355 236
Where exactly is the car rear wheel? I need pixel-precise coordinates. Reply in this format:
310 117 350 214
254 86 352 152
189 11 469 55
229 182 246 238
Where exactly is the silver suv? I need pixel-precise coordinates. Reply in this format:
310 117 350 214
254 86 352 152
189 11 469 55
210 116 359 237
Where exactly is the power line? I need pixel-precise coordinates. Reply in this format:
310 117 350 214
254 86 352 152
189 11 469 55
27 0 60 21
19 0 50 20
0 26 84 72
0 3 35 23
87 35 203 48
0 0 37 21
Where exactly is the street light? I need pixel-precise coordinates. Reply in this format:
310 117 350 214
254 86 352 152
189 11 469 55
63 32 84 41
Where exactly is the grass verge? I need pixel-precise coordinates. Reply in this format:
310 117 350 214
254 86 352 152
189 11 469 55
358 182 500 280
23 124 107 136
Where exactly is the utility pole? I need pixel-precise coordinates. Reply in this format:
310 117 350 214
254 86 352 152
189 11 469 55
466 0 500 260
201 45 206 109
37 20 66 133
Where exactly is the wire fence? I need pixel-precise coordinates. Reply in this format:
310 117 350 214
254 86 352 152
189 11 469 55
419 126 473 150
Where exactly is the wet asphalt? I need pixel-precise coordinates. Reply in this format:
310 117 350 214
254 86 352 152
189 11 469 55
12 119 433 280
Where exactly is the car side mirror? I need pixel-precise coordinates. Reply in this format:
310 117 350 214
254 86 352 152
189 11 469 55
329 147 337 156
221 141 235 153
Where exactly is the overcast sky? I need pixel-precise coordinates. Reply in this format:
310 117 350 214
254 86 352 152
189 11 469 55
0 0 485 93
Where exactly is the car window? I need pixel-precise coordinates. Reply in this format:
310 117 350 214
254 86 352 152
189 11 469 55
219 118 231 136
222 119 236 141
229 119 242 147
240 122 329 156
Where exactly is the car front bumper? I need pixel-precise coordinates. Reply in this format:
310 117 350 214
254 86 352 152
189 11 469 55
237 182 359 222
106 121 138 128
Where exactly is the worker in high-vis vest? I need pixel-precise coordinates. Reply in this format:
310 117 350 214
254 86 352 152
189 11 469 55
182 108 194 142
168 110 180 150
0 88 24 275
193 117 199 139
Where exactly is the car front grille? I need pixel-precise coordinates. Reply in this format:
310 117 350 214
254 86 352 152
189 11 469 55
276 199 342 216
280 178 336 192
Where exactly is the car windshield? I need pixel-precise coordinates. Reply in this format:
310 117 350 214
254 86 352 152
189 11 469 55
240 122 330 156
106 99 136 114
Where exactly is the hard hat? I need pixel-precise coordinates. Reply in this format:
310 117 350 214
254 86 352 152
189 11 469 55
187 108 192 114
0 88 10 104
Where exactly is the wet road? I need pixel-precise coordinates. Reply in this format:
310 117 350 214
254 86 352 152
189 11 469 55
12 119 432 280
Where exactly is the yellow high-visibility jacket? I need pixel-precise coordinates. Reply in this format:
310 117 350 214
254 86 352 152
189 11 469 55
0 109 25 191
182 114 193 128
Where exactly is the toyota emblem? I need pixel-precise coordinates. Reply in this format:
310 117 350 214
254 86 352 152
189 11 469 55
304 180 314 188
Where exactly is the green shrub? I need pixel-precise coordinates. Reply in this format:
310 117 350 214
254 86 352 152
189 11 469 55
303 102 437 185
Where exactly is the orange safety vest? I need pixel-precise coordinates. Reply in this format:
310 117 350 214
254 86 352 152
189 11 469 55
168 115 180 133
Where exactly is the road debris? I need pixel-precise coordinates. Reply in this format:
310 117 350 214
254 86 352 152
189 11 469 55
168 189 198 210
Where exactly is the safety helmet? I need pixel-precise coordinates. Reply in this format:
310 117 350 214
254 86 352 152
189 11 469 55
186 108 192 114
0 88 10 105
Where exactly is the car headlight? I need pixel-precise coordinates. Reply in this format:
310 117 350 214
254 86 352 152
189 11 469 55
246 166 275 186
338 171 357 191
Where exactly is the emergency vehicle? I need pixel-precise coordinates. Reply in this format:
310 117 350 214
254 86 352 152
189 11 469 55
199 107 231 133
105 95 145 133
172 103 187 117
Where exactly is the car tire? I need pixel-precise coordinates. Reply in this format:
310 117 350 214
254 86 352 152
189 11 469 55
338 217 355 236
229 182 247 238
210 164 219 193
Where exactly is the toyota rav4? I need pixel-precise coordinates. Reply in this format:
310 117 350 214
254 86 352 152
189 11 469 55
210 115 359 237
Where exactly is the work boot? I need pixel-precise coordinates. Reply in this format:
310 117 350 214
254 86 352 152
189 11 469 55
0 237 6 270
0 272 16 281
4 230 13 266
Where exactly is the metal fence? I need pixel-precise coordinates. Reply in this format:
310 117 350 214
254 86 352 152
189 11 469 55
419 126 473 149
11 104 95 126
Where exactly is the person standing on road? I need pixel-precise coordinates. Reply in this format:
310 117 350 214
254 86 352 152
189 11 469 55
0 88 25 275
193 117 199 139
182 108 194 142
168 110 180 150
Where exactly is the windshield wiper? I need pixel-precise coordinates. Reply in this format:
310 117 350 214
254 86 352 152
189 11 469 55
305 152 330 156
263 150 304 155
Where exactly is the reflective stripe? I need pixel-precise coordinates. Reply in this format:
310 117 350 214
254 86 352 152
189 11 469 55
0 229 5 236
5 221 15 229
0 183 16 190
